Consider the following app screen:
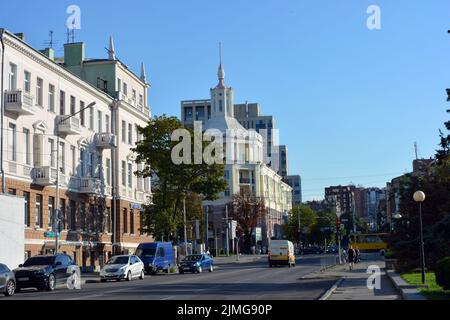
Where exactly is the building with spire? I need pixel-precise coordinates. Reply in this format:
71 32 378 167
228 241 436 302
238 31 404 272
180 52 292 252
0 29 152 270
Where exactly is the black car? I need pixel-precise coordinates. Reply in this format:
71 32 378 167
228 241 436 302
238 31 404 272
0 263 16 296
301 247 323 255
14 254 79 292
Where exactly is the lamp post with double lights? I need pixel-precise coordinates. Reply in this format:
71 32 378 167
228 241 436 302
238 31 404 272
413 191 426 285
54 101 96 254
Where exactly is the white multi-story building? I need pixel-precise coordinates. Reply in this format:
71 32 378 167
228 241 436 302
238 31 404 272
0 29 152 270
180 60 292 250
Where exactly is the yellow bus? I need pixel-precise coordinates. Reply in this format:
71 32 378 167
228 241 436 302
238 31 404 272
349 233 389 252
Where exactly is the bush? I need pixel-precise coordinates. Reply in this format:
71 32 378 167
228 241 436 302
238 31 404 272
435 257 450 290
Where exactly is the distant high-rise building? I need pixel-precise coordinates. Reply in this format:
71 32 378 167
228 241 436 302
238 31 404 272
284 175 302 206
279 145 289 177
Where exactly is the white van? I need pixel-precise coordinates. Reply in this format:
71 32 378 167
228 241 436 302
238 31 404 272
268 240 296 268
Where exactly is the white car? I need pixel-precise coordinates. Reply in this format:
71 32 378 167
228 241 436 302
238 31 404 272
100 255 145 282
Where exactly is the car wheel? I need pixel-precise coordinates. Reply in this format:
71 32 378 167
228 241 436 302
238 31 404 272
47 274 56 291
197 266 203 273
5 280 15 296
139 270 145 280
209 265 214 272
126 271 132 281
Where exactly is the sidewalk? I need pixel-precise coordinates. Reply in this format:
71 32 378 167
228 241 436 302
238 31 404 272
303 259 401 300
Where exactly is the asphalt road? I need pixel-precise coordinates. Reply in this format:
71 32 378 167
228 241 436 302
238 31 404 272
5 255 337 300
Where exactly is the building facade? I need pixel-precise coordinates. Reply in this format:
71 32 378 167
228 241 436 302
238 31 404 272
180 61 292 250
284 175 302 206
0 30 152 270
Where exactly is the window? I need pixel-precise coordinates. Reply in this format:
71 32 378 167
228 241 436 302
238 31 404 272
80 149 85 176
36 194 43 228
117 78 122 92
130 210 135 234
184 107 193 120
24 128 31 165
69 200 76 231
219 100 223 112
80 202 85 231
48 138 55 168
48 84 55 112
128 163 132 188
60 199 66 230
80 101 85 126
121 161 126 186
123 209 128 234
36 78 43 107
71 146 76 175
105 114 110 133
132 89 136 102
24 71 31 93
24 192 30 227
123 82 128 96
121 121 126 143
8 123 16 161
70 96 76 115
106 158 111 185
105 207 111 233
59 90 65 115
97 111 102 133
48 196 55 228
8 63 17 90
128 123 132 145
89 106 94 130
139 94 143 107
88 153 95 177
59 142 65 174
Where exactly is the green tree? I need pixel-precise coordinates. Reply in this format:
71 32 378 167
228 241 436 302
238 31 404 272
283 205 318 245
133 115 227 240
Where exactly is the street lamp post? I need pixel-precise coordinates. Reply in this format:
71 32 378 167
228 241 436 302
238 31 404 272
413 191 426 285
54 101 96 254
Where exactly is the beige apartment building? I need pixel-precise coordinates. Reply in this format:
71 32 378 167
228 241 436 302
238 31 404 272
0 30 152 270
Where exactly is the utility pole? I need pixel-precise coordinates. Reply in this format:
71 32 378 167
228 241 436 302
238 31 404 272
183 198 188 256
54 101 96 254
225 204 229 256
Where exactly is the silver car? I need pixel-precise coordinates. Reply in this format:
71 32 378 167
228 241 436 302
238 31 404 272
100 255 145 282
0 263 16 296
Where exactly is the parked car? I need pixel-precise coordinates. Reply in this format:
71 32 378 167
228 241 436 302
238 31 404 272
179 254 214 274
326 246 338 254
100 255 145 282
136 242 174 275
0 263 16 296
14 254 79 292
301 246 323 255
268 240 296 268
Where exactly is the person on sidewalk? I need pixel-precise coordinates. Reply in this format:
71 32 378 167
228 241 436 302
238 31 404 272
347 246 355 270
354 247 361 264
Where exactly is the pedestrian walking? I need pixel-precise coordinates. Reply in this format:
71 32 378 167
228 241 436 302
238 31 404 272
355 247 361 264
347 245 355 270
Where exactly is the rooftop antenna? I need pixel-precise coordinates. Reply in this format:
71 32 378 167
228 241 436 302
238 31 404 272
43 30 59 49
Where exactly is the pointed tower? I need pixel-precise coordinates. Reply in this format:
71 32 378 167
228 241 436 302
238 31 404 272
140 62 147 83
210 43 234 119
108 36 116 60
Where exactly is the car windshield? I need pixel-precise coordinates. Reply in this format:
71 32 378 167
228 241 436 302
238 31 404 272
23 256 55 267
107 256 129 265
184 255 202 262
135 248 156 257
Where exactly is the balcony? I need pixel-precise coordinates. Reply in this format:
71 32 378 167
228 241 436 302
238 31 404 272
4 90 34 115
33 167 56 186
95 133 116 149
56 116 81 135
78 177 101 194
239 177 252 184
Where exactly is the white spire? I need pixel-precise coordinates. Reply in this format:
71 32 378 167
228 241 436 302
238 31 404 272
140 62 147 83
108 36 116 60
217 42 225 87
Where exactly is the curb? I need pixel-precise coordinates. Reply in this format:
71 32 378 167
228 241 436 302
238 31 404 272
318 277 344 300
385 270 426 300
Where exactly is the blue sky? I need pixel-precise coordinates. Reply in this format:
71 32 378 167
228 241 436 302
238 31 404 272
1 0 449 200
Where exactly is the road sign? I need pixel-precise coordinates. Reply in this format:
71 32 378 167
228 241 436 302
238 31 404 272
230 220 237 239
44 231 61 238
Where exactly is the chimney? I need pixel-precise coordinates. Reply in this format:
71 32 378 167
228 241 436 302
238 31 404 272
64 42 85 67
40 48 55 61
14 33 25 41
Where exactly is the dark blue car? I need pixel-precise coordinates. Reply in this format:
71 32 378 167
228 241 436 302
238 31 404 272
179 254 214 274
135 242 174 275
